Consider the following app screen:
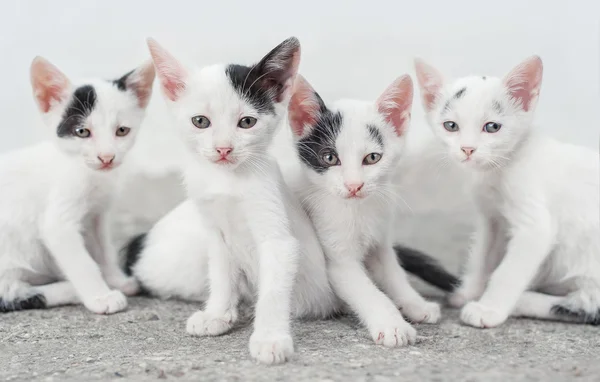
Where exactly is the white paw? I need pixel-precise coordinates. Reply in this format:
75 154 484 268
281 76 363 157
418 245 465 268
186 310 236 336
402 300 441 324
370 318 417 347
249 331 294 365
460 301 507 328
84 290 128 315
106 275 140 296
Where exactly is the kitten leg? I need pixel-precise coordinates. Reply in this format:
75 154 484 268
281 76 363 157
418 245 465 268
42 222 127 315
450 217 503 308
550 283 600 325
92 214 139 296
187 233 239 337
367 244 441 324
328 253 416 347
32 281 80 307
460 212 554 328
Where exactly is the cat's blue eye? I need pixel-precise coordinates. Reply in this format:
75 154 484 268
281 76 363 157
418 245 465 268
443 121 459 132
320 151 340 166
483 122 502 133
191 115 211 129
116 126 130 137
363 153 382 165
74 127 91 138
238 116 257 129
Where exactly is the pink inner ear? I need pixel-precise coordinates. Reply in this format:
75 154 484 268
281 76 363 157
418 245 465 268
127 61 155 108
414 59 444 112
30 57 70 113
147 39 186 102
376 75 413 136
288 75 320 137
504 56 543 112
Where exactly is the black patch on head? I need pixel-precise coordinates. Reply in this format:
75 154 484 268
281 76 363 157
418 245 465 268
112 69 134 91
367 125 384 147
226 64 276 114
57 85 97 138
442 87 467 113
296 93 343 174
0 294 47 313
551 304 600 326
454 87 467 99
492 101 504 114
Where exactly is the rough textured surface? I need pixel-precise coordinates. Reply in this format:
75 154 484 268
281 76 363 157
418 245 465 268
1 297 599 382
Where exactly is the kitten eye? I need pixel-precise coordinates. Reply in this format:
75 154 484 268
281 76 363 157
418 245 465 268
116 126 131 137
483 122 502 133
191 115 211 129
363 153 382 165
443 121 459 132
238 116 257 129
74 127 91 138
320 151 340 166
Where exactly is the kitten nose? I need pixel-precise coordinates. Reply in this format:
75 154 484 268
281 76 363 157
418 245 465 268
216 147 233 157
97 154 115 164
345 182 364 195
461 147 476 157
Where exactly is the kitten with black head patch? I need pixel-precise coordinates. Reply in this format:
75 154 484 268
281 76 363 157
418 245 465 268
288 75 442 347
146 37 331 364
0 57 155 314
415 56 600 327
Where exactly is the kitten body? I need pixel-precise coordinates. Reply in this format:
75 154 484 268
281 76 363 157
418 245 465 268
0 58 154 313
415 57 600 327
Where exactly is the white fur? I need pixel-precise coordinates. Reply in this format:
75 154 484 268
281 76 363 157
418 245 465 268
0 60 153 314
415 57 600 327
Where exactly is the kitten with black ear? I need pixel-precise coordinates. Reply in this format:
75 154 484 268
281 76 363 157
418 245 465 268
288 75 441 347
147 37 316 364
0 57 155 314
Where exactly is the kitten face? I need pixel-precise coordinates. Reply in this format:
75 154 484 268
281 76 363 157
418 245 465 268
415 56 543 171
148 37 300 170
30 58 155 171
289 75 413 200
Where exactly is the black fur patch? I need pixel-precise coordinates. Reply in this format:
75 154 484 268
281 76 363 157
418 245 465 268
226 64 276 114
395 245 459 292
57 85 97 138
454 87 467 99
551 304 600 326
0 294 47 313
367 125 384 147
123 233 147 276
492 101 504 114
296 95 343 174
112 69 134 91
482 76 487 80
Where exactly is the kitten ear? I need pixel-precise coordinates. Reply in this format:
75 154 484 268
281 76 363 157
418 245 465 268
146 38 187 102
116 61 156 108
30 56 72 113
503 55 543 112
414 58 444 112
255 37 301 103
288 75 323 138
376 75 413 136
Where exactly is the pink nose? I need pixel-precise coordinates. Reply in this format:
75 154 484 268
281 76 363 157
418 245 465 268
345 182 364 195
216 147 233 157
461 147 476 157
97 154 115 164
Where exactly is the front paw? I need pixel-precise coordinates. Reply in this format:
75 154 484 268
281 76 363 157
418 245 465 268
186 310 237 336
460 301 507 328
249 331 294 365
370 317 417 347
401 300 441 324
84 290 128 315
106 275 140 296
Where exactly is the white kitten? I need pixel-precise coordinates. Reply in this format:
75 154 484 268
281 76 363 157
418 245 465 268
287 75 442 347
0 57 154 314
145 37 337 364
415 56 600 327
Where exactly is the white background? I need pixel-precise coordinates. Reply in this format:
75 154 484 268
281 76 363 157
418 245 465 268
0 0 598 153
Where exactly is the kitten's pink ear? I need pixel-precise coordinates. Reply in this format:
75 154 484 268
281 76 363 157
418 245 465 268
414 58 444 112
30 57 71 113
288 75 322 138
147 38 187 102
119 60 155 108
376 75 413 137
503 55 543 112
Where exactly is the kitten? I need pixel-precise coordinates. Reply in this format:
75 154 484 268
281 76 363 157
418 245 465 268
287 75 442 347
414 56 600 327
146 37 337 364
0 57 155 314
